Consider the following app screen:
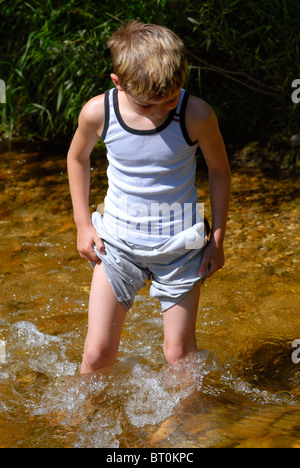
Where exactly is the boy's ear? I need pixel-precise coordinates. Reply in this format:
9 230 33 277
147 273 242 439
110 73 125 91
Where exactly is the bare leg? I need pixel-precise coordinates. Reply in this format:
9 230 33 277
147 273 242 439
81 263 127 374
163 282 201 365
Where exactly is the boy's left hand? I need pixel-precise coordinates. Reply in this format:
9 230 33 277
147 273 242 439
198 240 225 280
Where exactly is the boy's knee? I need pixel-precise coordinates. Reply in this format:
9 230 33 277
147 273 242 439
83 341 115 371
164 337 197 365
164 342 187 365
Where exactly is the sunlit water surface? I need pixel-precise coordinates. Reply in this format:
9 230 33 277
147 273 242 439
0 143 299 448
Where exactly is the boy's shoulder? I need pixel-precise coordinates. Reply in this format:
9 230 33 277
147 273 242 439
186 94 214 121
185 94 218 143
79 94 106 131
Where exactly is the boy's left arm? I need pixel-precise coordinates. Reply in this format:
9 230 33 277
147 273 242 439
188 98 231 279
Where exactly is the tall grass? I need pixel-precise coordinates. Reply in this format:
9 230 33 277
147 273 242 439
0 0 299 145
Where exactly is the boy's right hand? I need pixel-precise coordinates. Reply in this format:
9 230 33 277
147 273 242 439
76 224 105 263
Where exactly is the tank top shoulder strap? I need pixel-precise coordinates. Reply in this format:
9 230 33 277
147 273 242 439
176 88 186 113
178 90 198 147
100 89 113 141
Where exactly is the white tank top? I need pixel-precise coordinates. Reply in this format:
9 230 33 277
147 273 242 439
100 88 199 246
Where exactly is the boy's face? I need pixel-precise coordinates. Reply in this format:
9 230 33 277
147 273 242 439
110 74 181 121
127 91 181 120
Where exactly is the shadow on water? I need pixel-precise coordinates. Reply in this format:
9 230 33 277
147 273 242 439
0 142 299 448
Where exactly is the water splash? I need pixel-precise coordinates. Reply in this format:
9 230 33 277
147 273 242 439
1 318 300 447
29 352 211 448
9 321 78 378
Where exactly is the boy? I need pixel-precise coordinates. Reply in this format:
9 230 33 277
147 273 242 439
67 22 231 374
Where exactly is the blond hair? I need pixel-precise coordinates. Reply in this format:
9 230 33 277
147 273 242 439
107 21 188 101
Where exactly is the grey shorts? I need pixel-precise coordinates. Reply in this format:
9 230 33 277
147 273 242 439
91 213 208 312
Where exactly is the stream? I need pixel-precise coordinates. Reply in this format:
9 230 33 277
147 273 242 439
0 142 299 448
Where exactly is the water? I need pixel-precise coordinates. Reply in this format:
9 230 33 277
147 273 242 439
0 142 299 448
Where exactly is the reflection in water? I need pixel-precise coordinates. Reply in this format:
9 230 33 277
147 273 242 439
0 143 299 448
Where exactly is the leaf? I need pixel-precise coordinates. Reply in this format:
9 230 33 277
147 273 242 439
56 85 64 112
187 17 199 25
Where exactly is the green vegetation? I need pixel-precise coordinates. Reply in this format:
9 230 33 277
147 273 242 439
0 0 299 149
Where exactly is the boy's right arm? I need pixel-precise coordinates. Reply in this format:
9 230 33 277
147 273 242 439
67 95 106 262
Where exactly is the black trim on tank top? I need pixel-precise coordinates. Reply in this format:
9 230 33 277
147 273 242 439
180 91 198 147
112 88 177 136
100 90 110 141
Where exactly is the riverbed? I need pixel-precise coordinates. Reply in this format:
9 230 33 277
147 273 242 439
0 142 299 448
